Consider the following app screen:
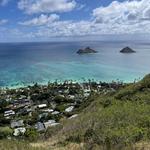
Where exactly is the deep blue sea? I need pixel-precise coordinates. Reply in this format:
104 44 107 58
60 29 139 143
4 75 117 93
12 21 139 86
0 41 150 87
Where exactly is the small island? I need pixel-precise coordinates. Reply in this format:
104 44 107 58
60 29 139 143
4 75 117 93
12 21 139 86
77 47 98 54
120 47 136 53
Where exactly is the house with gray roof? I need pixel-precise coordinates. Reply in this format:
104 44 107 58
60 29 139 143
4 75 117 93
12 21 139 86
44 120 56 129
35 122 45 132
11 120 24 129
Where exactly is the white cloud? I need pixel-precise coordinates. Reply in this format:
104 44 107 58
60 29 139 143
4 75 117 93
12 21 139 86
36 20 93 37
28 0 150 38
3 0 150 41
18 0 76 14
19 14 59 26
0 27 37 42
93 0 150 24
0 0 10 6
0 19 8 25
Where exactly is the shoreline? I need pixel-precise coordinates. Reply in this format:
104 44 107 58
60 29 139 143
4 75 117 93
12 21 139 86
0 77 142 90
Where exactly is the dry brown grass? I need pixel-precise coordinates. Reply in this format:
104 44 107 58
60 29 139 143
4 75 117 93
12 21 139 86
0 140 47 150
31 138 84 150
134 142 150 150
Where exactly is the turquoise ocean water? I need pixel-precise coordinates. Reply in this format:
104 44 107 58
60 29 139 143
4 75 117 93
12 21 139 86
0 41 150 87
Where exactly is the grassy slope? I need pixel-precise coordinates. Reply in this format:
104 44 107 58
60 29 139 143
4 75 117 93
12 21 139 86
1 74 150 150
0 140 48 150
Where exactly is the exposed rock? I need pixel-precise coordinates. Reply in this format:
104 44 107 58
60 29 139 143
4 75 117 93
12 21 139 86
120 47 136 53
77 47 97 54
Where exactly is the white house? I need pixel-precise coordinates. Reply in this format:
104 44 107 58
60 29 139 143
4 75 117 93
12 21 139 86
13 128 26 136
51 111 60 115
42 109 53 113
4 110 15 117
65 106 74 113
37 104 47 109
68 95 75 99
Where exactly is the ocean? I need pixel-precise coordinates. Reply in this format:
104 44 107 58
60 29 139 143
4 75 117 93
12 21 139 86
0 41 150 88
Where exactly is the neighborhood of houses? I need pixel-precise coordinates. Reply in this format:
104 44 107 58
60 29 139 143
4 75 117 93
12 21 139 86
0 80 123 138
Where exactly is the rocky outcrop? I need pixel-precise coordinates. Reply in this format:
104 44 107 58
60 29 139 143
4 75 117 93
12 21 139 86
77 47 97 54
120 47 136 53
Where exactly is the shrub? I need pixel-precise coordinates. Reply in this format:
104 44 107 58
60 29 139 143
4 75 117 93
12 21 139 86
54 95 68 103
100 98 112 108
55 104 67 112
24 128 39 141
45 124 63 138
0 127 13 139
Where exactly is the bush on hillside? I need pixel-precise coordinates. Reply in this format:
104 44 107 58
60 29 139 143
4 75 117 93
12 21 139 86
24 128 39 141
0 127 13 139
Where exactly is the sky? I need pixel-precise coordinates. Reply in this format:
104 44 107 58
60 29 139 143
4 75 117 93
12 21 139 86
0 0 150 42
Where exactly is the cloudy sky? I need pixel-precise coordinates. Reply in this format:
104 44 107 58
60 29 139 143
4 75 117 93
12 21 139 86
0 0 150 42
